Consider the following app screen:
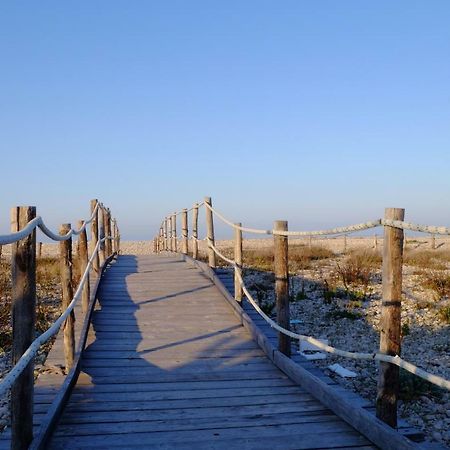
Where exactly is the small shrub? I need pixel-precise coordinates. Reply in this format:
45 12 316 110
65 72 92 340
438 305 450 324
399 369 441 402
420 270 450 300
261 301 274 316
401 322 411 337
290 245 335 270
327 309 361 320
335 250 379 300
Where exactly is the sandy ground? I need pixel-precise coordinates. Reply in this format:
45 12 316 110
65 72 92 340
1 236 449 258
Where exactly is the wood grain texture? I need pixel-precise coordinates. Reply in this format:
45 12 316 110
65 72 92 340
45 254 374 449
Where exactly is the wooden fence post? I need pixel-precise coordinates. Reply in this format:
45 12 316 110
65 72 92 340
99 207 106 264
103 207 112 257
374 234 378 250
10 206 36 450
431 234 436 250
234 223 243 302
37 242 42 258
164 218 168 251
172 213 177 252
205 197 216 268
192 203 199 259
376 207 405 428
90 199 100 273
77 220 90 314
59 223 75 370
343 234 347 253
274 220 290 357
181 209 188 255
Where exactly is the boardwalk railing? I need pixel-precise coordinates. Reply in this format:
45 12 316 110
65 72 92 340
0 199 120 450
154 197 450 429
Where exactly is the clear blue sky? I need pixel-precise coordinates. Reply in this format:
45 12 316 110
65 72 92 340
1 2 449 239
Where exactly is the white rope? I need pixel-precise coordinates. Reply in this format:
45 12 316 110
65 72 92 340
204 202 450 238
0 236 113 397
204 202 382 236
0 203 100 245
206 240 450 391
382 219 450 236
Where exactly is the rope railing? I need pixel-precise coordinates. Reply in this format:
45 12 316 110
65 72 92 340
0 236 111 397
206 238 450 391
204 201 450 237
0 199 120 449
154 196 450 428
0 203 100 245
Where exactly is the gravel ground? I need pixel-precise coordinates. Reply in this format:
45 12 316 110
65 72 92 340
242 253 450 448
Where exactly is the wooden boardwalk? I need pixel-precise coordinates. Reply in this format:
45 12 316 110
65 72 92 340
43 254 375 449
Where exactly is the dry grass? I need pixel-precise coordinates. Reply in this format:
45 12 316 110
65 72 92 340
334 250 380 299
0 257 62 354
404 249 450 270
243 245 335 271
420 270 450 301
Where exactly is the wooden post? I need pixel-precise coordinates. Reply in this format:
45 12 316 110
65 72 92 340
172 213 177 252
37 242 42 258
0 244 2 261
192 203 199 259
234 223 243 302
103 207 112 257
59 223 75 370
90 199 100 273
10 206 36 450
99 207 106 264
343 234 347 253
77 220 90 314
274 220 290 357
374 234 378 250
205 197 216 268
181 209 188 255
376 207 405 428
159 227 163 253
164 218 168 251
431 234 436 250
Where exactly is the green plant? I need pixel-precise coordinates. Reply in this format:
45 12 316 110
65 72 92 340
438 305 450 324
401 322 411 337
326 309 361 320
261 301 275 316
399 369 442 402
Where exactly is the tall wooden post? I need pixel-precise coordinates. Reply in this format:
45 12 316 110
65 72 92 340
274 220 290 356
192 203 199 259
376 207 405 428
164 218 168 251
172 213 177 252
10 206 36 450
431 234 436 250
159 227 163 253
90 199 100 273
37 242 42 258
99 206 106 265
205 197 216 268
181 209 188 255
77 220 90 313
103 207 112 257
234 223 243 302
59 223 75 370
